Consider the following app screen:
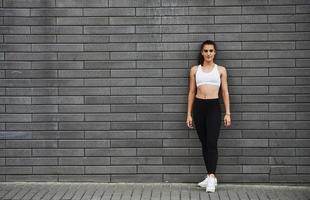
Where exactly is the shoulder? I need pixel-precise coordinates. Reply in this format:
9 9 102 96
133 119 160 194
217 64 227 74
190 64 198 75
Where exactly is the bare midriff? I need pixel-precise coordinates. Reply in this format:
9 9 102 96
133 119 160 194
195 84 220 99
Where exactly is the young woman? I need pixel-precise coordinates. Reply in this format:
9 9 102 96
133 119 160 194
186 40 231 193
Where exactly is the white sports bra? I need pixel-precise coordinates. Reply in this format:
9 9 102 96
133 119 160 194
195 64 221 87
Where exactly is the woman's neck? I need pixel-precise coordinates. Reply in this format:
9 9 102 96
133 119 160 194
202 61 214 68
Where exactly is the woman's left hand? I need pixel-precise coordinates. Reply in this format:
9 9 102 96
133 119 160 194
224 114 231 127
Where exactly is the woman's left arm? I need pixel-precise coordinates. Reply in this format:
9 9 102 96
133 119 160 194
220 66 231 127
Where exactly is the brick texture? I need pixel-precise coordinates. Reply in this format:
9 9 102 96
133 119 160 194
0 0 309 183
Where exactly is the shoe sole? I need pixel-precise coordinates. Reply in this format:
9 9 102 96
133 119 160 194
206 187 215 192
198 182 217 188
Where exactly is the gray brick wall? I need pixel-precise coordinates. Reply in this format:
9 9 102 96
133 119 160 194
0 0 309 183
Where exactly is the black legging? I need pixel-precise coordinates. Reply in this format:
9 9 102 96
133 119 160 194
193 97 221 174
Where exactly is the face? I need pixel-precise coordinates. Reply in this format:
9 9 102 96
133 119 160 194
201 44 216 62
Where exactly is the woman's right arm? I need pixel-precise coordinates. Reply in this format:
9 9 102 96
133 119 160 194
186 66 197 128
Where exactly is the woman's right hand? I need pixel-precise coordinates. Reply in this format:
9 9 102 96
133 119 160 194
186 115 193 128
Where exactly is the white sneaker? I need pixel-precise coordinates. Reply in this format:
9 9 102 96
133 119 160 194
206 175 217 193
197 175 209 187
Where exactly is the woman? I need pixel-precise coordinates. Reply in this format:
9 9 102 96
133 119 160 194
186 40 231 193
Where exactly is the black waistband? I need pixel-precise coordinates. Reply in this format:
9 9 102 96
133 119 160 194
194 97 219 102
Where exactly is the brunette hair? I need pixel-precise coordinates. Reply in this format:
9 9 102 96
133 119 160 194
199 40 217 65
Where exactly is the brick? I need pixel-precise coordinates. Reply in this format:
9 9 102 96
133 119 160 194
137 113 185 121
111 175 162 183
297 23 310 31
137 78 187 86
216 15 267 24
33 149 84 157
31 8 82 16
242 112 294 121
189 7 240 15
6 70 57 78
269 50 310 59
59 122 110 130
111 139 162 148
85 131 136 139
32 114 83 122
0 167 32 174
137 43 187 51
85 96 136 104
6 123 58 131
242 77 295 85
243 6 295 14
56 0 108 7
34 166 84 174
57 17 108 25
243 42 295 49
189 24 241 33
269 14 310 23
57 35 109 43
5 53 57 60
111 122 162 130
59 157 111 166
111 157 162 165
5 149 31 157
242 95 295 103
269 0 309 4
109 0 160 7
242 24 295 32
215 33 268 41
32 96 83 104
111 52 162 60
243 59 295 68
163 33 214 42
243 165 270 173
111 104 162 112
136 8 188 16
111 87 162 95
4 17 56 25
85 61 136 69
110 17 161 25
215 0 268 5
0 61 31 70
3 0 55 7
59 175 110 182
86 113 135 122
0 114 31 122
6 105 57 113
162 0 213 6
137 130 188 139
162 16 213 24
296 41 310 49
270 86 310 94
0 44 31 51
32 61 83 69
269 33 310 41
84 26 135 34
138 166 189 173
84 8 135 16
6 158 57 165
136 25 188 33
58 88 110 95
0 8 29 16
270 121 310 129
296 5 310 13
85 148 136 156
137 96 187 104
0 97 31 104
111 69 161 77
86 166 136 174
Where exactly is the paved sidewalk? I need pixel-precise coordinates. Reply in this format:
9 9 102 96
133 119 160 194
0 182 309 200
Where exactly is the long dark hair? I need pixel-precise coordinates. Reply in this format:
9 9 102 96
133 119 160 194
199 40 217 65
